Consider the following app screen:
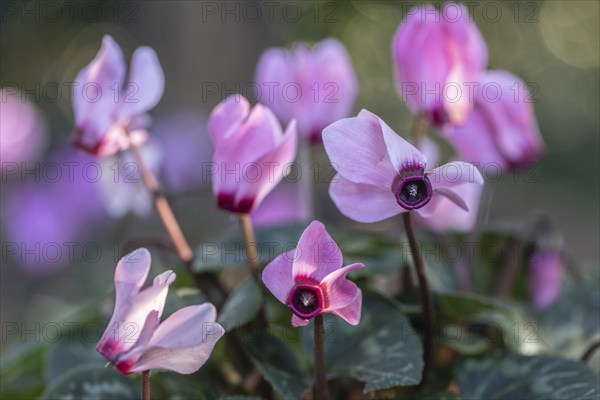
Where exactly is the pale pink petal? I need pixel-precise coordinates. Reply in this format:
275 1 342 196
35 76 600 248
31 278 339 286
251 181 310 228
129 304 224 374
330 289 362 325
262 249 295 304
73 35 125 149
291 314 310 327
321 263 364 311
113 248 152 308
420 137 440 169
231 120 298 213
329 174 401 223
254 48 292 123
292 221 343 283
116 47 164 119
322 110 397 188
207 95 250 146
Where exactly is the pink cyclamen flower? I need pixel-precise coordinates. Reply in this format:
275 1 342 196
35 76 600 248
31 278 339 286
73 35 164 157
414 137 483 232
97 248 224 375
392 3 488 126
322 109 484 223
207 94 298 214
442 70 544 170
262 221 363 327
255 38 358 144
529 250 563 310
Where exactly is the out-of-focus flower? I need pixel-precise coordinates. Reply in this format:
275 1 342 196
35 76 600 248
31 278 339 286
3 146 109 276
73 35 164 157
97 248 224 375
528 250 563 309
262 221 363 326
322 109 483 223
99 140 163 218
250 181 309 228
152 111 214 194
442 70 544 170
207 94 297 214
392 3 487 126
0 88 47 172
255 38 358 144
415 138 483 232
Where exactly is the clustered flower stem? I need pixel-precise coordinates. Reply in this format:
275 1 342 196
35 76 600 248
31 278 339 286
127 134 227 304
402 212 435 387
141 370 150 400
314 314 330 400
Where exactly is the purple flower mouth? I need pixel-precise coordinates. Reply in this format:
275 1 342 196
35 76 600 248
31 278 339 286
393 175 433 210
287 285 323 320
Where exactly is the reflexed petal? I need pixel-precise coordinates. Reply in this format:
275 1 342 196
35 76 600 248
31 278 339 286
322 111 397 188
292 221 343 283
231 120 298 213
114 248 151 308
291 314 310 327
73 35 125 148
116 47 164 119
329 174 402 223
254 47 292 122
129 304 224 374
321 263 364 311
330 289 362 325
262 249 295 304
208 95 250 146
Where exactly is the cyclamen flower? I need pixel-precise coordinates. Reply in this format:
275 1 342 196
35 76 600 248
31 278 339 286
392 3 487 125
262 221 363 327
442 70 544 170
208 94 297 214
322 110 484 223
73 35 164 157
97 248 224 375
529 250 563 310
255 38 358 144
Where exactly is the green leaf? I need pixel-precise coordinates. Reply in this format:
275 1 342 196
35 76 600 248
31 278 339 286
44 332 104 383
0 342 46 399
306 291 424 392
435 292 514 322
41 365 138 400
243 333 311 400
218 279 264 332
456 351 600 400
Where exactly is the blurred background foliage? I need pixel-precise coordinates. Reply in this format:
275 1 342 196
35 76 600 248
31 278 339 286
0 0 598 397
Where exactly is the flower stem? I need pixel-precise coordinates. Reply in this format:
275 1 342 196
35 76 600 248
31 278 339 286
314 315 330 400
581 340 600 363
141 370 150 400
412 113 428 148
127 137 227 305
239 214 262 284
402 212 435 387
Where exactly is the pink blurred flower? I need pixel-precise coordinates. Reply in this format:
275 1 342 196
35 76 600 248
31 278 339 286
529 250 563 310
262 221 363 326
442 70 544 170
255 38 358 144
322 109 483 223
207 95 297 214
392 3 487 125
73 35 164 157
250 181 309 228
0 88 47 172
97 248 224 375
414 138 483 232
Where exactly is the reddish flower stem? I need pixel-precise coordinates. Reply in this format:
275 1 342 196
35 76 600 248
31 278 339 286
314 315 330 400
581 340 600 363
239 214 262 285
403 212 435 387
141 370 150 400
127 136 227 304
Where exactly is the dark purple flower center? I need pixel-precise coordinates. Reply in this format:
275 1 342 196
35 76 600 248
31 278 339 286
288 285 323 319
393 175 432 210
